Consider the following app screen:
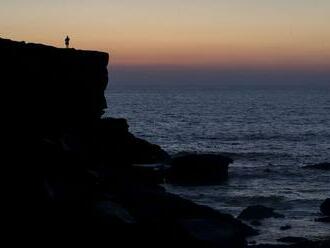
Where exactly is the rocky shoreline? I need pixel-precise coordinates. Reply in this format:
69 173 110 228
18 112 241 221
1 37 328 247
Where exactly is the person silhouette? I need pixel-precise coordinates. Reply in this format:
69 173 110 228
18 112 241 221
65 36 70 48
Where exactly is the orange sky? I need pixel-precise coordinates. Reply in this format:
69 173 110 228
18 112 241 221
1 0 330 71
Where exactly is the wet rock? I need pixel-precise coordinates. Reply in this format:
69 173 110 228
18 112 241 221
277 237 309 244
249 238 330 248
280 224 292 231
249 244 288 248
315 217 330 223
166 153 233 185
238 205 284 220
303 163 330 170
320 198 330 216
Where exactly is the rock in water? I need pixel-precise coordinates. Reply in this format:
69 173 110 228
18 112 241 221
166 154 233 185
277 236 309 244
320 198 330 216
238 205 284 220
315 217 330 223
303 163 330 170
279 224 291 231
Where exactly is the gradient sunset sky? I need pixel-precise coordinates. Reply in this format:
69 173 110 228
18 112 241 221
1 0 330 73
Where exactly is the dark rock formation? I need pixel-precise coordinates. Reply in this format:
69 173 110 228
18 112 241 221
1 37 108 130
94 117 170 167
320 198 330 216
1 37 254 247
302 163 330 170
238 205 284 220
105 185 258 247
166 153 233 185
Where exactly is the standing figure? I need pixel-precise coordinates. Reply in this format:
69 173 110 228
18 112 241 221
65 36 70 48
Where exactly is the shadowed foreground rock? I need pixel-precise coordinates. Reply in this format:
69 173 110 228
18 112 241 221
1 37 255 247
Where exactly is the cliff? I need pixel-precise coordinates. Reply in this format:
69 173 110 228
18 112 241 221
1 37 108 135
1 38 255 248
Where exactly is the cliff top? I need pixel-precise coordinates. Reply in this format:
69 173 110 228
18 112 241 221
0 37 109 62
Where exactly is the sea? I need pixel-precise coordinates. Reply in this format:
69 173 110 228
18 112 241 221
105 82 330 244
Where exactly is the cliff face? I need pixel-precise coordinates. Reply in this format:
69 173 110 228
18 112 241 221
1 37 111 221
1 37 109 134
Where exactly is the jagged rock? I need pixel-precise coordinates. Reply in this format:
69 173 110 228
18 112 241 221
303 163 330 170
238 205 284 220
166 154 233 185
320 198 330 216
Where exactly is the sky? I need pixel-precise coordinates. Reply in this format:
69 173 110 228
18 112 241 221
1 0 330 84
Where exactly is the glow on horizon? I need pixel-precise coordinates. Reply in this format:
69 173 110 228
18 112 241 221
1 0 330 70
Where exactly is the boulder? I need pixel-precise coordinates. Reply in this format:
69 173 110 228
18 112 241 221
280 224 292 231
166 154 233 185
238 205 284 220
320 198 330 216
315 217 330 223
303 163 330 170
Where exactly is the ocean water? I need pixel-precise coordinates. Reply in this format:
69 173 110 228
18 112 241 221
105 83 330 244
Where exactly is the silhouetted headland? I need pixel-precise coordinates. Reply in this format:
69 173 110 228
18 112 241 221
0 37 255 247
1 37 328 248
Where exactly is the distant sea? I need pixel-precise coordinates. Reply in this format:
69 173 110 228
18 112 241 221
105 83 330 243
